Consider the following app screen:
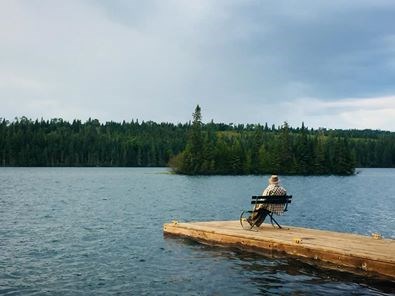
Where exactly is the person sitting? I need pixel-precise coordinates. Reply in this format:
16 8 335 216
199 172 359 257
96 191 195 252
247 175 287 227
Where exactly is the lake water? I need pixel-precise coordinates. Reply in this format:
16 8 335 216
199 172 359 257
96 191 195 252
1 168 394 295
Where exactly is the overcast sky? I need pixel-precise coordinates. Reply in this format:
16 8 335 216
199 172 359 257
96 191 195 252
1 0 395 130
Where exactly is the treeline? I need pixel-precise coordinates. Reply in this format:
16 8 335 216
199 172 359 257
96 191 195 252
170 106 356 175
169 106 395 175
0 112 394 175
0 117 186 167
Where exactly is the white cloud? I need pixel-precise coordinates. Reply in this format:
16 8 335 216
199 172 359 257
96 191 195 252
0 73 48 91
281 96 395 130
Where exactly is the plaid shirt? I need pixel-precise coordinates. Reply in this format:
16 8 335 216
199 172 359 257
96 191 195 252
255 184 287 215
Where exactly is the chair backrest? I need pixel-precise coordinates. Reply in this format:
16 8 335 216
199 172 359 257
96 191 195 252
251 195 292 214
251 195 292 205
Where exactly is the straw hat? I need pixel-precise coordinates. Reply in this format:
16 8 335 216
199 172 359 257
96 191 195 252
268 175 279 185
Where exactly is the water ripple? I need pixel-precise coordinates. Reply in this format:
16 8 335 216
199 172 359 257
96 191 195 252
0 167 394 295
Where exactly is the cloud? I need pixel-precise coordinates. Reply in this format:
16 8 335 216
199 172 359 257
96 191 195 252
280 96 395 130
0 73 47 91
0 0 395 130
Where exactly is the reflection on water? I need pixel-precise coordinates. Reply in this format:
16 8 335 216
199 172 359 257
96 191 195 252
0 167 394 295
167 237 394 295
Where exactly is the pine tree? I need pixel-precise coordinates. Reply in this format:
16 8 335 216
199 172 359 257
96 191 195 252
279 122 293 173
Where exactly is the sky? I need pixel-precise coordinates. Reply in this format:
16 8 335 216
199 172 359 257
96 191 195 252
1 0 395 131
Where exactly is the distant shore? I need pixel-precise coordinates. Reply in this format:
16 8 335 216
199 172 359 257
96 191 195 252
1 116 394 175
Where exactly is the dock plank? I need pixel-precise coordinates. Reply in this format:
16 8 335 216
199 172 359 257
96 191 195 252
163 220 395 280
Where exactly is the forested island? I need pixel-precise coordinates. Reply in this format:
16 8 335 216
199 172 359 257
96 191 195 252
0 105 394 175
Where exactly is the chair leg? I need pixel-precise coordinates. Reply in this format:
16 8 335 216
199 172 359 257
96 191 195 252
269 214 282 229
240 211 255 230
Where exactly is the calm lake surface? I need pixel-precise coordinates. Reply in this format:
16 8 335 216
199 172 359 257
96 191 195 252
1 168 394 295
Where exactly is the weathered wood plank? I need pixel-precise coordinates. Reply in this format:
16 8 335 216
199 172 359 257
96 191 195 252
163 220 395 280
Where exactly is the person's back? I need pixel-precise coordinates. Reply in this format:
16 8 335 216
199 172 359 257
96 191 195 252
248 175 287 227
262 175 286 214
262 181 286 196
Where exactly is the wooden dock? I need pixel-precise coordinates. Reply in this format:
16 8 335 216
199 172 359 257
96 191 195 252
163 220 395 280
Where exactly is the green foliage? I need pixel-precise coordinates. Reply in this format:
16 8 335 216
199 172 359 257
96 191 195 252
0 117 187 167
168 110 394 175
0 113 394 175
